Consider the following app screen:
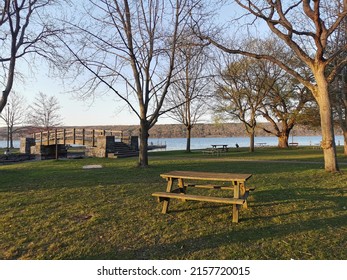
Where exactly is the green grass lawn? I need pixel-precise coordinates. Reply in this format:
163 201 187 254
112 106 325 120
0 147 346 260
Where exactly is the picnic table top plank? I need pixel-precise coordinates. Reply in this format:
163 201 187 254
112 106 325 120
160 170 252 182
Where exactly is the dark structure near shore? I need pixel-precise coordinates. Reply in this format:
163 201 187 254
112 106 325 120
20 128 139 160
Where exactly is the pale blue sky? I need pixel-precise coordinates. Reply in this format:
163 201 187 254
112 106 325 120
2 1 260 127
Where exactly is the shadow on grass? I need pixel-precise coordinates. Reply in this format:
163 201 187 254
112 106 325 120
0 158 322 193
79 182 346 260
79 214 346 260
1 152 346 260
252 187 346 209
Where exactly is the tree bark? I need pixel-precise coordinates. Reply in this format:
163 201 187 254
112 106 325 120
10 126 14 149
138 120 149 167
316 73 339 172
249 130 255 152
278 133 289 148
186 126 191 153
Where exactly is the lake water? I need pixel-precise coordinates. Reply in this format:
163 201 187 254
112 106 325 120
0 141 20 148
1 135 345 151
148 135 345 151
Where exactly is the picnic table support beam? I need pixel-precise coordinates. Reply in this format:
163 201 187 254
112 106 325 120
178 178 186 202
239 182 247 209
162 178 174 214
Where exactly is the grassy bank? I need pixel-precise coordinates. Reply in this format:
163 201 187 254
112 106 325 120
0 147 346 259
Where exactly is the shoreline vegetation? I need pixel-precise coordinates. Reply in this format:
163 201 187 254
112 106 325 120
0 122 337 140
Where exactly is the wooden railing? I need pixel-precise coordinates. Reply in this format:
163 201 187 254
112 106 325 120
33 128 126 147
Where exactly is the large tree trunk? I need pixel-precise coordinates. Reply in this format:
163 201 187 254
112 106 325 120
278 133 289 148
10 126 14 149
316 74 339 172
0 47 16 114
186 126 191 153
249 130 255 152
138 120 149 167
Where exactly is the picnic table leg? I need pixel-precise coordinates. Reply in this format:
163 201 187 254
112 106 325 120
239 182 248 209
232 181 240 223
232 205 239 223
178 178 187 202
162 178 174 214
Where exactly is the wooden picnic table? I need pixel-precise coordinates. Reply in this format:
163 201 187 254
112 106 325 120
256 142 267 147
152 171 254 223
289 142 299 147
211 144 228 151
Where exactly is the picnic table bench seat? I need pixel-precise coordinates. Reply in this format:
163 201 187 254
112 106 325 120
202 148 220 155
152 192 245 209
289 142 299 147
165 183 254 206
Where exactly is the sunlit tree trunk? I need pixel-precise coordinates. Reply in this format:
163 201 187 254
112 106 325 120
315 71 339 172
278 133 289 148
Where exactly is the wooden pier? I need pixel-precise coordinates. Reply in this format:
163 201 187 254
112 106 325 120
32 128 126 147
21 128 139 159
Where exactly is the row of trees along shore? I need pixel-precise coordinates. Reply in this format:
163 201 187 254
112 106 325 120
0 91 62 148
0 122 332 142
1 1 347 172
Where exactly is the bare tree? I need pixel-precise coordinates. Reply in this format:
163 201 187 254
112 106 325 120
165 32 211 152
59 0 197 167
27 92 63 129
259 68 313 148
0 91 26 148
214 55 270 152
331 68 347 155
198 0 347 172
0 0 64 114
329 15 347 155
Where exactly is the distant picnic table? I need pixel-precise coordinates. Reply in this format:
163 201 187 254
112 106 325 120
152 170 255 223
289 142 299 147
256 142 267 147
211 144 228 152
202 144 228 156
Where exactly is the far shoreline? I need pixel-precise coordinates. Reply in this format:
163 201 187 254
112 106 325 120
1 122 335 141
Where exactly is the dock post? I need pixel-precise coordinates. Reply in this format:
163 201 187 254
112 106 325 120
55 129 58 160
